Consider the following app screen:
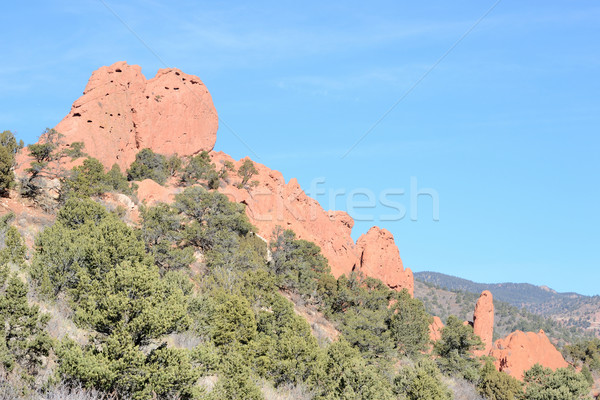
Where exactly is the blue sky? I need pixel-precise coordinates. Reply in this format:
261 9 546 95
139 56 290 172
1 1 599 295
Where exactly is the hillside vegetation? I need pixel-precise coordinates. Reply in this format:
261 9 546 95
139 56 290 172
0 130 594 399
415 271 600 340
415 281 592 347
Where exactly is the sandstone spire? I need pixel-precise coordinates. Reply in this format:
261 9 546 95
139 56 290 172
473 290 494 356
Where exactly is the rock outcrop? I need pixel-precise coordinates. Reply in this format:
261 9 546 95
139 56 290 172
9 63 580 387
17 62 414 296
18 61 218 171
210 153 414 294
355 227 414 296
490 330 568 379
136 179 179 206
211 152 360 279
473 290 494 356
429 316 444 342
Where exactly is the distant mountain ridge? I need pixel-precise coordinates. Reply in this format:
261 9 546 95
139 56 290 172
414 271 586 305
415 271 600 338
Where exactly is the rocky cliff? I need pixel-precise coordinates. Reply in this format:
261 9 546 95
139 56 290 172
210 153 414 294
17 61 218 172
475 291 568 380
11 61 578 383
355 227 413 296
16 62 414 295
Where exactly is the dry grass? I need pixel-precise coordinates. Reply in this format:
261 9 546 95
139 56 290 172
197 375 218 394
282 291 339 346
443 376 485 400
260 380 314 400
39 383 110 400
165 331 204 350
34 295 89 345
0 377 109 400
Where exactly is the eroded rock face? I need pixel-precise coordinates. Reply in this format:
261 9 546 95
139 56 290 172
19 61 218 171
209 153 414 294
211 152 360 277
19 62 414 297
134 151 415 295
473 290 494 356
355 227 414 296
491 330 568 379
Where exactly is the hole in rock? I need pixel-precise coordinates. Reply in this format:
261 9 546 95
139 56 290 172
164 86 169 89
115 69 122 72
175 72 180 76
146 96 149 99
87 120 92 123
73 113 81 117
99 126 105 129
174 88 179 90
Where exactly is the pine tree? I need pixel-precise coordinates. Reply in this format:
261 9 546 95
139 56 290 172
477 360 523 400
434 315 484 381
0 275 52 382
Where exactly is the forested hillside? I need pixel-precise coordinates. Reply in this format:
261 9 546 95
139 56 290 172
0 128 594 399
415 280 592 346
415 271 600 339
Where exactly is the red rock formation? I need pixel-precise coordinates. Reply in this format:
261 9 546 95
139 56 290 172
429 316 444 342
490 330 568 380
17 61 218 171
355 227 414 296
473 290 494 356
212 153 360 278
0 190 54 248
17 62 414 297
211 153 414 294
464 291 568 380
136 179 179 206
